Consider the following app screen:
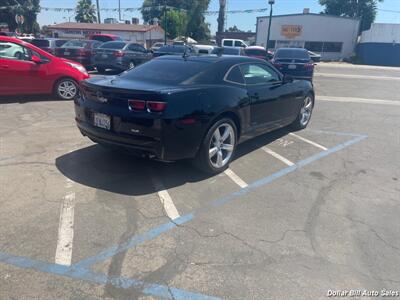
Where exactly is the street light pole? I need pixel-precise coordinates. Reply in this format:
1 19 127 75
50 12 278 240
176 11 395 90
164 0 167 45
266 0 275 51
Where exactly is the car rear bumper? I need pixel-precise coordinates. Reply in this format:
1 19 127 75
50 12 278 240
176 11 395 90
74 100 202 161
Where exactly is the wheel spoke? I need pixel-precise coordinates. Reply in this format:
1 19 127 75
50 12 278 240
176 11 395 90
213 128 221 141
221 143 233 152
221 126 230 141
209 147 218 158
216 150 223 167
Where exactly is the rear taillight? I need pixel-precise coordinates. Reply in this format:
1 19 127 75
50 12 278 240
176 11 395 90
128 100 146 111
114 50 124 57
272 60 282 68
147 101 167 112
304 63 314 70
128 100 167 112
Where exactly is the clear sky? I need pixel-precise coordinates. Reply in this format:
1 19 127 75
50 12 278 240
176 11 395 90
38 0 400 33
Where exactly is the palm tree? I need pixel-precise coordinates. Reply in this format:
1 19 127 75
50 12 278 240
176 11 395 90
75 0 97 23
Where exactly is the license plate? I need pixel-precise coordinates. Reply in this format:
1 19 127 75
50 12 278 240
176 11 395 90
93 113 111 130
101 54 108 59
288 64 297 69
64 51 70 56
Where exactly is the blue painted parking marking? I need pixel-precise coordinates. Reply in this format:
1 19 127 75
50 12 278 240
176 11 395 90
0 130 367 299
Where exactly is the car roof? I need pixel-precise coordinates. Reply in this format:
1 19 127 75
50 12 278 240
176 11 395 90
276 47 307 52
246 46 266 50
156 54 262 64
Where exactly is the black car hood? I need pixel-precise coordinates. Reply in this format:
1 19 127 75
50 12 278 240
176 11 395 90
84 76 178 93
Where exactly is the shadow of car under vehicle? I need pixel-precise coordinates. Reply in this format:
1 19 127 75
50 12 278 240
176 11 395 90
55 127 291 196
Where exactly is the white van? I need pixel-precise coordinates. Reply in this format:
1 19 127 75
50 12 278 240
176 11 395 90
222 39 248 48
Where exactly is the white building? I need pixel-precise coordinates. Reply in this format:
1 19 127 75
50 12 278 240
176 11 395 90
256 12 360 60
48 22 164 48
358 23 400 66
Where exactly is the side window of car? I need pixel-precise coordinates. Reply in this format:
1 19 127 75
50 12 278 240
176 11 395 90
0 41 29 61
225 66 245 85
234 41 243 47
240 64 281 85
224 40 233 47
93 42 102 49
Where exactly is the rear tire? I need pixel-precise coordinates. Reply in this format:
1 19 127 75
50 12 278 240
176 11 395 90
54 78 78 100
193 118 237 174
96 66 106 74
291 93 314 130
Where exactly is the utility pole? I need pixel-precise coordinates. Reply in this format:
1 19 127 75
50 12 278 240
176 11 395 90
217 0 226 46
164 0 167 45
96 0 101 23
266 0 275 51
118 0 121 21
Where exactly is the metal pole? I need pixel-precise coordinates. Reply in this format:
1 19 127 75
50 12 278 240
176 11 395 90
164 1 167 45
118 0 121 21
266 3 273 51
96 0 101 23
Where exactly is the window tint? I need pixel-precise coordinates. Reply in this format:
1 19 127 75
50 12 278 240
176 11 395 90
234 41 244 47
121 59 211 84
212 47 239 55
223 40 233 47
245 49 266 56
324 42 342 53
129 44 145 52
55 40 68 47
99 42 126 49
275 49 310 60
0 41 27 60
226 66 244 84
62 40 89 48
31 39 50 47
240 64 280 85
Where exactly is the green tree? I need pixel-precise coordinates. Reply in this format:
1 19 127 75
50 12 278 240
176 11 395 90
160 10 187 39
319 0 384 32
227 25 243 32
141 0 210 41
75 0 97 23
0 0 40 33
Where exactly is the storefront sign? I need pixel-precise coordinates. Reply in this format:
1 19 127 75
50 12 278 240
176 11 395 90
281 25 302 38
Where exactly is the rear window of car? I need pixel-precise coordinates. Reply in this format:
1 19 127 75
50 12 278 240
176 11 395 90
99 42 126 49
212 48 239 55
120 59 212 84
157 46 186 53
62 40 89 48
245 49 266 56
31 39 50 47
275 49 310 60
55 40 68 47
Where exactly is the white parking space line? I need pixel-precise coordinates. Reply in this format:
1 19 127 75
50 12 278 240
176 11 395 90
289 133 328 151
261 147 295 166
224 168 248 188
151 176 180 220
316 73 400 81
55 192 75 266
317 96 400 106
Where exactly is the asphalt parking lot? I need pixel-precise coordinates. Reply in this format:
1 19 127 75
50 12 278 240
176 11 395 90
1 63 399 300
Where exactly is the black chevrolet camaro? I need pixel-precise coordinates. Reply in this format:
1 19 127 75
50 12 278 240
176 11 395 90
75 55 315 173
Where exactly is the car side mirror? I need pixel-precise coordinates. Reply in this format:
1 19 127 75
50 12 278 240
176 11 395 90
31 55 42 64
283 74 293 84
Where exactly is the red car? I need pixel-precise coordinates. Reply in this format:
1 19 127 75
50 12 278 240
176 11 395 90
89 34 122 42
244 46 273 60
0 37 89 99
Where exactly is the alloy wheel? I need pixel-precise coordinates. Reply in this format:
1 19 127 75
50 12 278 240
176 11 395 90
300 96 313 126
208 123 235 168
58 80 77 100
